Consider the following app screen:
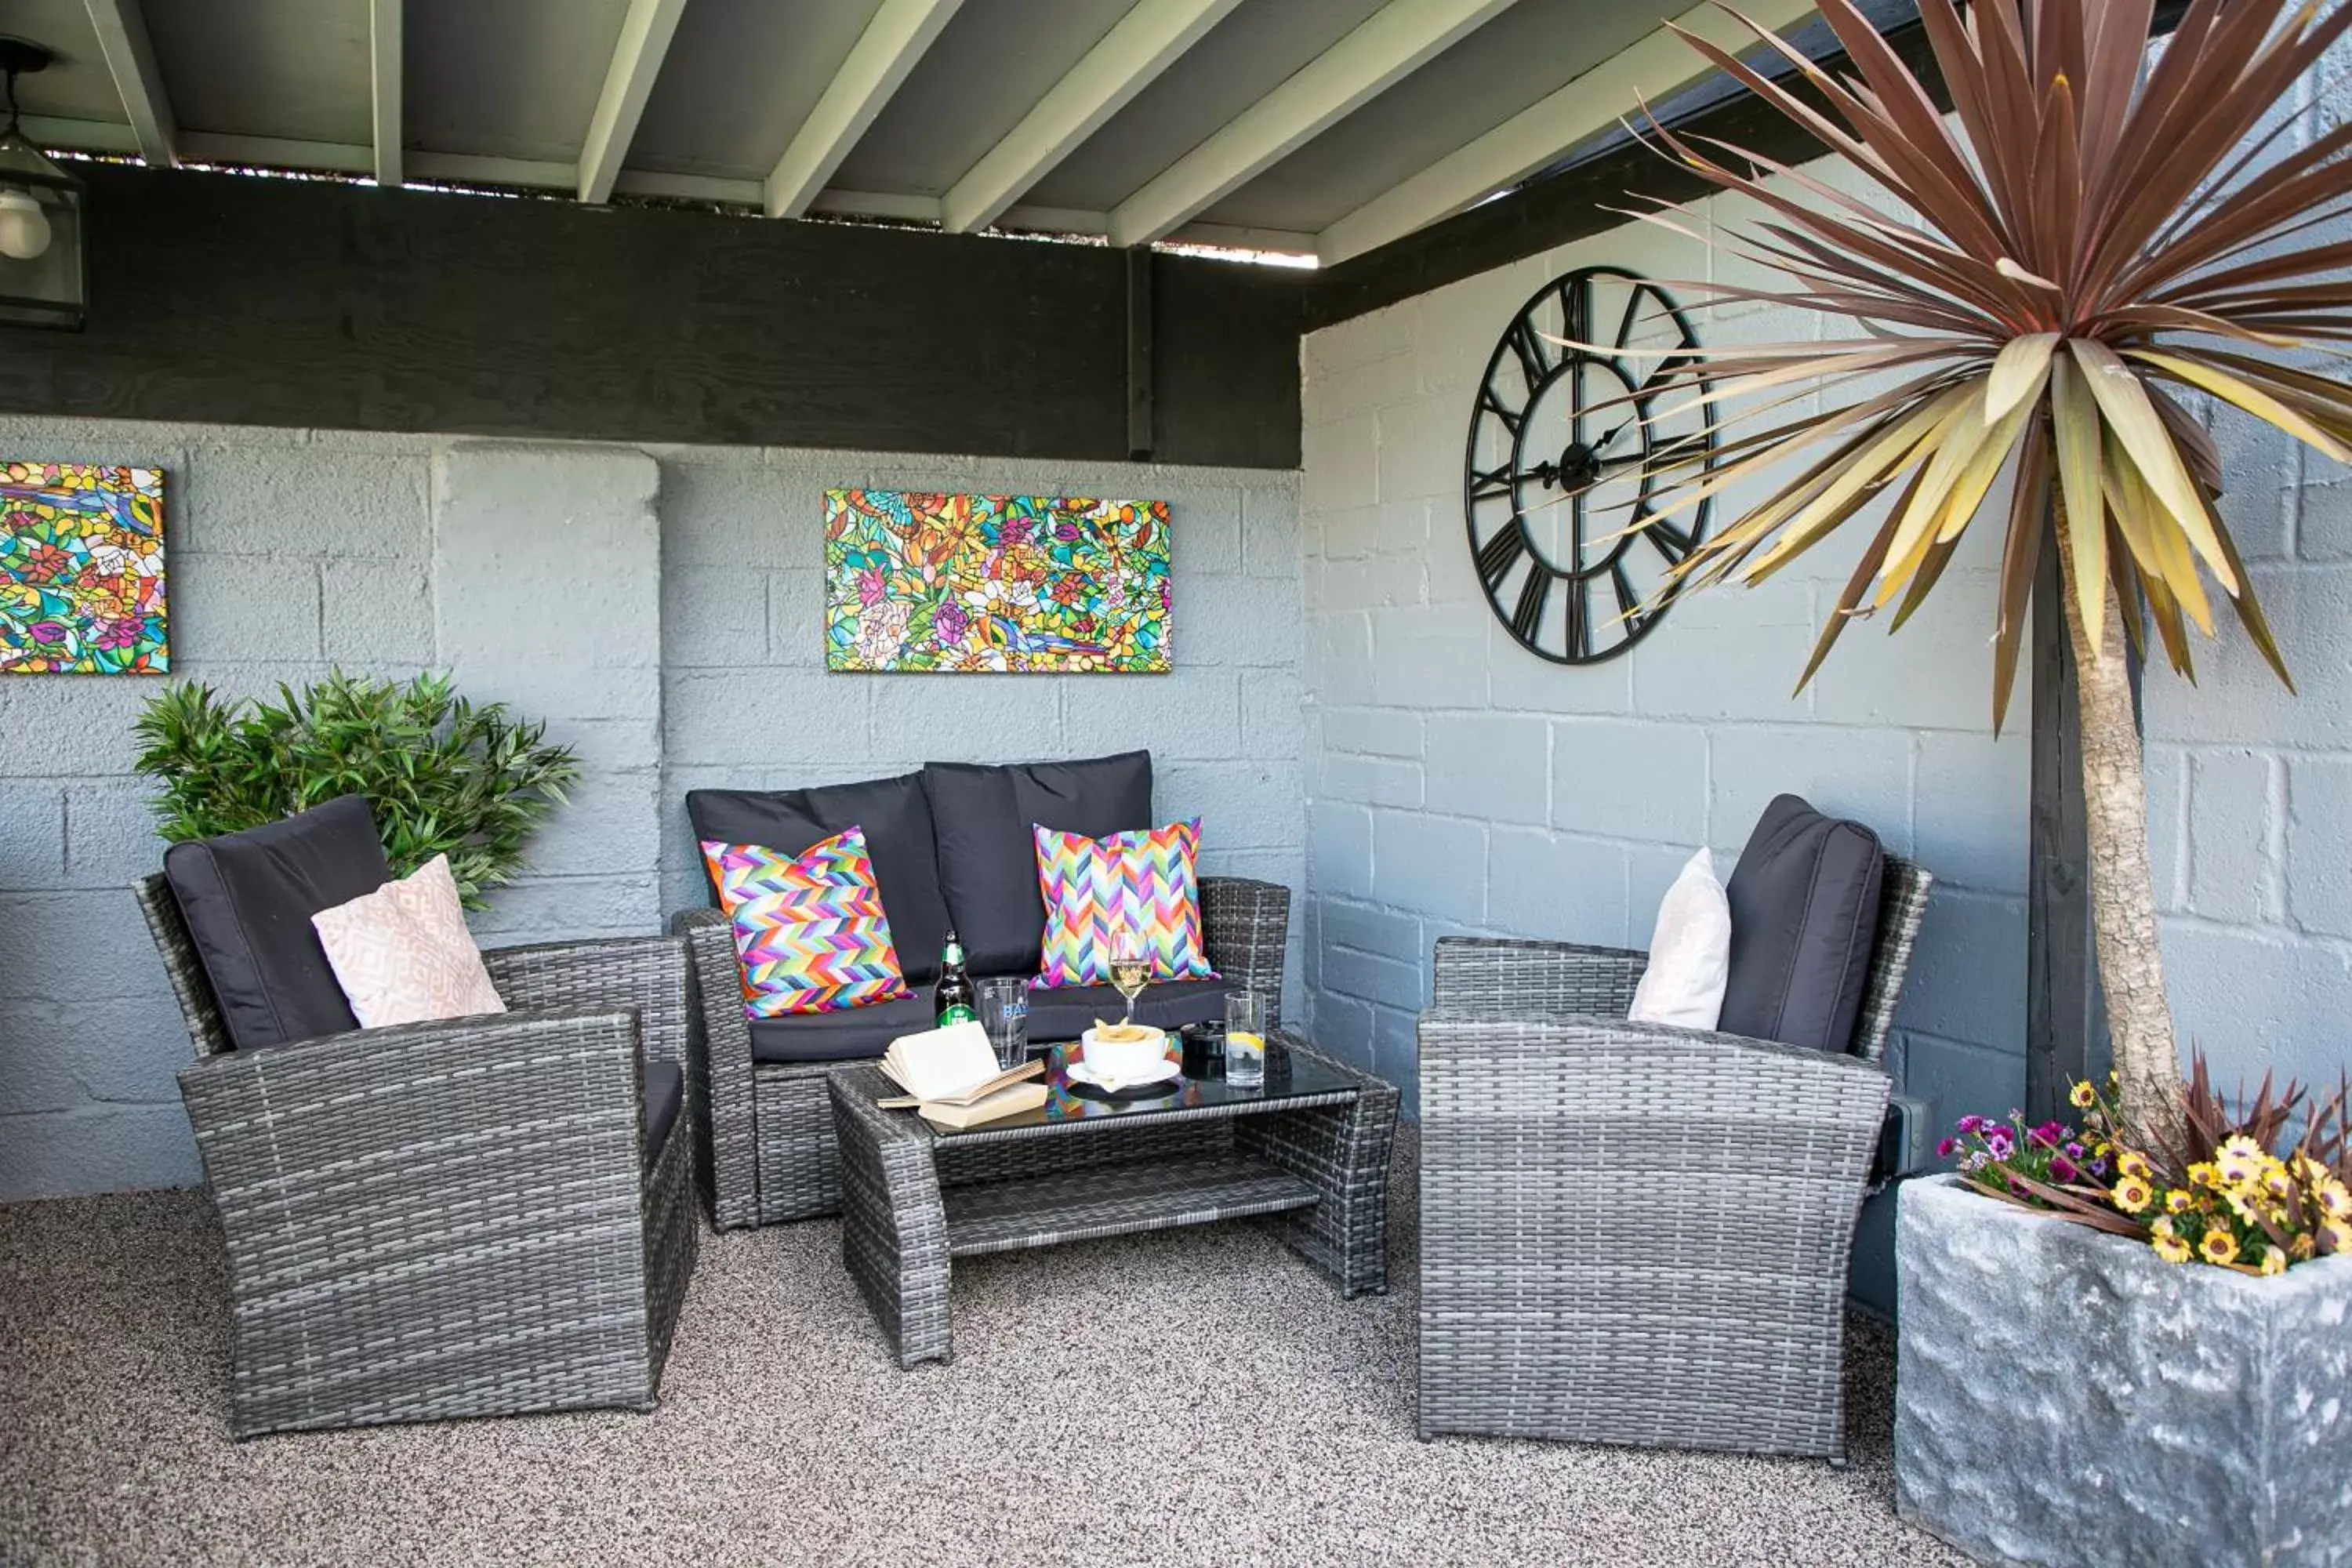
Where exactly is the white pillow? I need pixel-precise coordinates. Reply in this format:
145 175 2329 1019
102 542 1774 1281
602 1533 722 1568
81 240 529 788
311 854 507 1029
1628 848 1731 1031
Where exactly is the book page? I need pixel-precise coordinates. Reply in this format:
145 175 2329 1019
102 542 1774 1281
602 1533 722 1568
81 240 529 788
886 1022 998 1101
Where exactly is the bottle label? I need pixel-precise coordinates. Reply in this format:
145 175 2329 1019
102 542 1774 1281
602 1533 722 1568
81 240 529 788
945 943 964 967
939 1004 976 1027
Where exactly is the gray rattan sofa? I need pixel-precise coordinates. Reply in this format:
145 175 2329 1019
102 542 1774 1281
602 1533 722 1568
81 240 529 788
1414 855 1931 1464
139 877 700 1439
675 875 1290 1228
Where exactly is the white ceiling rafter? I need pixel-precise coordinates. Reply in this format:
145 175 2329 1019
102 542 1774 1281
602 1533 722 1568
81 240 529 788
764 0 964 220
1104 0 1522 249
369 0 403 188
80 0 177 166
1314 0 1817 265
578 0 691 205
938 0 1247 235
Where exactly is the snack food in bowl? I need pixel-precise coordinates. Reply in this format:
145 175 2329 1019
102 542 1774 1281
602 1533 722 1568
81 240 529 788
1081 1020 1169 1082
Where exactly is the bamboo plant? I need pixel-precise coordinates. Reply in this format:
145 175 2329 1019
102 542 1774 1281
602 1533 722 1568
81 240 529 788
1606 0 2352 1153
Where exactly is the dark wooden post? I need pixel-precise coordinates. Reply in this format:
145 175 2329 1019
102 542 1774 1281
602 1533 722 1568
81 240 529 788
2025 522 2103 1120
1126 246 1154 462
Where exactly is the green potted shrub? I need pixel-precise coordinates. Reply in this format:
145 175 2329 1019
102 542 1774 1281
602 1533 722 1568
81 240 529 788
132 670 580 907
1615 2 2352 1561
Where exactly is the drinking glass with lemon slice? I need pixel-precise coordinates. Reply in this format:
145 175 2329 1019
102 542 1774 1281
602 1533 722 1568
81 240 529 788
1225 992 1266 1088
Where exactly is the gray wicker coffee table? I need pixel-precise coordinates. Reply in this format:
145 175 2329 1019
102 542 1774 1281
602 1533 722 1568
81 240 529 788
827 1033 1400 1368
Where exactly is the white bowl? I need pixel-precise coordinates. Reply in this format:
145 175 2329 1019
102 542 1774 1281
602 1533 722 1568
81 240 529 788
1080 1025 1168 1082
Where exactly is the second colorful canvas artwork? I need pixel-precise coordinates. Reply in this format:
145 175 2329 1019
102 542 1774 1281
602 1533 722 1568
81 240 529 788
825 488 1171 673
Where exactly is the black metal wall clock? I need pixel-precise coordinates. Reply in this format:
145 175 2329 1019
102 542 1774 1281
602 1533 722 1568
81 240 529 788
1464 266 1714 664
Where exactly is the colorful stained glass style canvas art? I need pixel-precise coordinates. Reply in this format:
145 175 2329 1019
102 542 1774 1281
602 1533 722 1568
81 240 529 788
825 488 1171 673
0 462 169 675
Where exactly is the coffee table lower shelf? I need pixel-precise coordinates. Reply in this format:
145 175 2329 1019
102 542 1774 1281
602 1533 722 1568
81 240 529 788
944 1155 1321 1257
827 1039 1399 1368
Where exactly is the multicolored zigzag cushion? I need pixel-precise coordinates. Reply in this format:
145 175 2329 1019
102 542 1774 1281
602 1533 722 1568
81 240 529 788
701 828 912 1018
1033 817 1217 990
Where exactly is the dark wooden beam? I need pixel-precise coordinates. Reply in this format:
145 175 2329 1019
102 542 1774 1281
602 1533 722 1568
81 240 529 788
0 162 1305 469
1126 245 1154 461
2025 526 2099 1122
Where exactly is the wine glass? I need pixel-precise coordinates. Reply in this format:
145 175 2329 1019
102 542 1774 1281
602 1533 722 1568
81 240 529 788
1109 926 1149 1025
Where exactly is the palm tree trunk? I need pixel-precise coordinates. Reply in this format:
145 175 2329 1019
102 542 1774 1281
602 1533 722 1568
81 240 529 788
2052 492 2186 1154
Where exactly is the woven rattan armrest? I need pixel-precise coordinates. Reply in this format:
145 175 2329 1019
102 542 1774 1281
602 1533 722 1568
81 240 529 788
177 1006 650 1203
1200 875 1289 1027
482 932 692 1070
1428 935 1650 1017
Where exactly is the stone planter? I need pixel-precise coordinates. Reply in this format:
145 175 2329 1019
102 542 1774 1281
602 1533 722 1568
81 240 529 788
1895 1174 2352 1568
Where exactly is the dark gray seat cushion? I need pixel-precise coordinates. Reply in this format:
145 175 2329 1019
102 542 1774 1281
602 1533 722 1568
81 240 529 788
743 977 1233 1063
922 751 1152 978
161 794 394 1051
1023 978 1233 1044
687 772 949 985
747 992 938 1064
1721 793 1886 1055
643 1058 684 1159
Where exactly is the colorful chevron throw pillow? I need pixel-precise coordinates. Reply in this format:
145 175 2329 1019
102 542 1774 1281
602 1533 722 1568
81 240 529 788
1032 817 1217 990
701 828 912 1017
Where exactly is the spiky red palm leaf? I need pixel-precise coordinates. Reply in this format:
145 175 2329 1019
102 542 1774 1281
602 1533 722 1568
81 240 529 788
1606 0 2352 729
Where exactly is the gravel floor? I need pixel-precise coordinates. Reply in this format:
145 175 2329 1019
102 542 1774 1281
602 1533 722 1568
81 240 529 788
0 1131 1967 1567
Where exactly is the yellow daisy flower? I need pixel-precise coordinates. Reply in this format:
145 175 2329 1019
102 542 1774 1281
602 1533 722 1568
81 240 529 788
2069 1082 2096 1110
2117 1149 2152 1181
2292 1232 2317 1261
2317 1181 2351 1221
2200 1229 2241 1266
2151 1234 2193 1265
2165 1189 2193 1214
2113 1176 2154 1214
2321 1219 2352 1254
2216 1148 2261 1189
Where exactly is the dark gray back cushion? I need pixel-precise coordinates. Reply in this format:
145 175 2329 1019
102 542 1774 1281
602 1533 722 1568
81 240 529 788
161 794 394 1051
1720 793 1886 1055
922 751 1152 977
687 772 950 985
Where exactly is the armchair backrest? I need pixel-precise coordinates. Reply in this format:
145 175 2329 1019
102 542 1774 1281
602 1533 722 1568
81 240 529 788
136 874 234 1059
1850 855 1933 1065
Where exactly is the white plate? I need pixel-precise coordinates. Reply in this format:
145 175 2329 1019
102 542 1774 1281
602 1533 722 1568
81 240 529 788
1065 1058 1181 1092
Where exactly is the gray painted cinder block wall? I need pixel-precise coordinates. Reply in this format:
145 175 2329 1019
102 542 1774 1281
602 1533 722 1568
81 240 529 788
1296 169 2033 1151
0 419 1300 1200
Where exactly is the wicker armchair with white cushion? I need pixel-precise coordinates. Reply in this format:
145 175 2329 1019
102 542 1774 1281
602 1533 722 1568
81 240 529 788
1415 797 1931 1465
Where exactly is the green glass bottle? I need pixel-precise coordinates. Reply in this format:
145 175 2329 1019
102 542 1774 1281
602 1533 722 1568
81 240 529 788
934 927 977 1027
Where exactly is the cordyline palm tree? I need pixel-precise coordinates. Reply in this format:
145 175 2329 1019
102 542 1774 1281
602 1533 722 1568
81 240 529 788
1606 0 2352 1154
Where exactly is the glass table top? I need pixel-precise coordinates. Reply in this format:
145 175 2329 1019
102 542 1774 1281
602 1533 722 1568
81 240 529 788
924 1037 1358 1137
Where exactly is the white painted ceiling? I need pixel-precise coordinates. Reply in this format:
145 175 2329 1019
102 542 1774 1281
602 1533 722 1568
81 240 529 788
10 0 1821 264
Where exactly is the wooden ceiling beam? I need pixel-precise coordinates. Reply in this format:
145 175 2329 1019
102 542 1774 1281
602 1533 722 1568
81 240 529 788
1104 0 1520 249
577 0 689 205
368 0 402 188
764 0 964 220
80 0 177 166
939 0 1243 235
1314 0 1817 267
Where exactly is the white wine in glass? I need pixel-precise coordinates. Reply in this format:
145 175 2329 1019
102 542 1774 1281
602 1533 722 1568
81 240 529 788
1109 929 1149 1024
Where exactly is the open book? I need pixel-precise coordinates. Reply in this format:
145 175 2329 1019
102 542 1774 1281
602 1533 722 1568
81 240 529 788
875 1021 1046 1128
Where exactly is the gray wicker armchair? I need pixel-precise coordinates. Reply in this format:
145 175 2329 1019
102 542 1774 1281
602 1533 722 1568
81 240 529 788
674 874 1293 1229
1414 858 1932 1464
139 876 700 1439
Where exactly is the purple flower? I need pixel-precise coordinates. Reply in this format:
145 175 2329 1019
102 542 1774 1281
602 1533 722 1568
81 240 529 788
2029 1121 2065 1149
2009 1176 2031 1196
934 600 968 642
1000 517 1033 546
2064 1142 2085 1160
1957 1115 1984 1135
2050 1156 2079 1182
1937 1137 1959 1159
1054 522 1080 542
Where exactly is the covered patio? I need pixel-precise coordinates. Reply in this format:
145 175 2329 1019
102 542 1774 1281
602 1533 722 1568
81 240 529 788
3 2 2347 1565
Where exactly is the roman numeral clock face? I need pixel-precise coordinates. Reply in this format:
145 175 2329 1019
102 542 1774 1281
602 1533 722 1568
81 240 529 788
1464 267 1714 664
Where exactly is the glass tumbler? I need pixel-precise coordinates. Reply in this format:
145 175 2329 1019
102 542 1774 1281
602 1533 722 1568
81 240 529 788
978 978 1031 1070
1225 992 1267 1088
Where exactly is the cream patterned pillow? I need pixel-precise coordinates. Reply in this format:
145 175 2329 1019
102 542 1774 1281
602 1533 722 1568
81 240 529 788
310 854 507 1029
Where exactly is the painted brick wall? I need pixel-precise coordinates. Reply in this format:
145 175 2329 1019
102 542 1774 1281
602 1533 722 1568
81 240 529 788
0 419 1301 1200
1297 173 2034 1160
